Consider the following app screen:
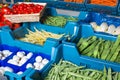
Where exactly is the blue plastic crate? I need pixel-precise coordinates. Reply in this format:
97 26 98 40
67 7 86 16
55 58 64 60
1 43 57 80
21 52 51 80
24 7 80 42
4 68 32 80
85 0 119 15
78 24 117 41
25 41 59 80
61 24 119 70
0 26 60 54
77 12 120 38
3 50 36 80
2 50 34 70
30 0 86 11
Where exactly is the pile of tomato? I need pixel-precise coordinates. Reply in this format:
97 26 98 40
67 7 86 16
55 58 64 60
12 3 44 14
0 4 21 30
0 3 44 30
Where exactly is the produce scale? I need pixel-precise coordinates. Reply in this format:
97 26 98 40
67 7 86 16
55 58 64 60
0 0 120 80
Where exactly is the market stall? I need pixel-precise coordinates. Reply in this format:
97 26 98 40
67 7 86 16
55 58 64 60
0 0 120 80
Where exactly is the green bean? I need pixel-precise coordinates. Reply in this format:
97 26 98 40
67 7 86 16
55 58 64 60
80 69 103 74
67 16 78 22
110 35 120 55
84 71 90 76
81 40 99 54
89 71 96 77
110 46 120 62
93 40 103 58
79 36 97 52
96 73 103 80
114 72 118 80
115 54 120 63
77 38 84 47
42 16 78 27
102 67 107 80
118 73 120 80
107 68 112 80
68 72 95 80
101 41 111 60
45 60 120 80
85 49 94 56
99 42 104 58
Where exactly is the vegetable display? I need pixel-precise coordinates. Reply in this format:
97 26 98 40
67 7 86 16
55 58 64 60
64 0 83 3
77 35 120 63
42 16 78 27
90 0 117 6
45 59 120 80
90 22 120 35
19 28 64 45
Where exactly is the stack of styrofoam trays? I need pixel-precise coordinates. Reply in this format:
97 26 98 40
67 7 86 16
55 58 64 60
0 50 12 60
8 51 33 66
90 22 120 35
26 56 49 70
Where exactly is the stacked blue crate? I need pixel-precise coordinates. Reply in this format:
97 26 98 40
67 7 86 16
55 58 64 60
3 47 52 80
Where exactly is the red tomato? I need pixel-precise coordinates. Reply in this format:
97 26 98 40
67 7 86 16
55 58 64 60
0 22 6 27
1 7 12 15
4 20 13 28
1 16 6 22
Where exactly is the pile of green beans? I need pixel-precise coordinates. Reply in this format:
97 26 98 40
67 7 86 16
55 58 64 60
42 16 78 27
77 35 120 63
45 60 120 80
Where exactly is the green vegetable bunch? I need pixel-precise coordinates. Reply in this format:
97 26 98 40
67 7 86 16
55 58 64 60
77 35 120 63
45 60 120 80
42 16 78 27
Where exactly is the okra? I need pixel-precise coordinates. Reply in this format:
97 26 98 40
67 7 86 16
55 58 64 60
110 35 120 55
79 36 97 52
93 40 103 58
101 41 111 59
110 46 120 62
81 40 99 54
77 38 84 47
